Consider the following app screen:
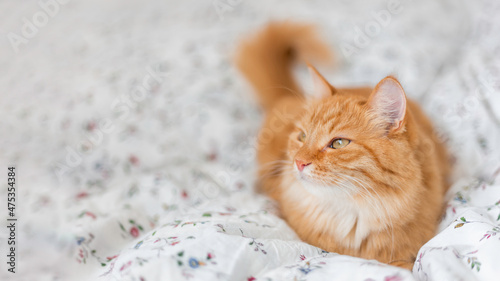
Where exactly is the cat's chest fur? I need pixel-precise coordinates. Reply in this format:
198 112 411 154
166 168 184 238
281 178 385 250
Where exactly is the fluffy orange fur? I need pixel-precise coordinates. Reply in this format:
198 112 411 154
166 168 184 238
236 22 450 270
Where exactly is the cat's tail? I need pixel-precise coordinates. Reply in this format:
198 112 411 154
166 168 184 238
235 22 332 111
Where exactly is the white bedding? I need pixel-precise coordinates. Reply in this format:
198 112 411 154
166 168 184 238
1 0 500 280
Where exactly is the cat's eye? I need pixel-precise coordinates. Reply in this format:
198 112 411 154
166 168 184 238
329 138 350 149
298 131 306 142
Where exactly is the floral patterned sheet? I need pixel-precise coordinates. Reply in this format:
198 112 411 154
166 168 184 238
1 0 500 280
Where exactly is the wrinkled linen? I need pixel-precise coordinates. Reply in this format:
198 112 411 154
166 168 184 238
1 0 500 280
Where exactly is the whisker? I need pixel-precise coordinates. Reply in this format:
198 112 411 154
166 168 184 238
267 86 305 100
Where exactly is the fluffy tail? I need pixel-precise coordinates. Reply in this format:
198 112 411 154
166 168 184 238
235 22 332 111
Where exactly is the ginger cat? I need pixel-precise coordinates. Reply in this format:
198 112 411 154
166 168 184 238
236 22 450 270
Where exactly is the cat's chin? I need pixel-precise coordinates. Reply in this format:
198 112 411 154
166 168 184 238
293 172 356 199
296 178 353 201
294 171 320 186
296 174 332 189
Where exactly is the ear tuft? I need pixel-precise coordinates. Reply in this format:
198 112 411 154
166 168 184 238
307 64 336 97
367 76 407 131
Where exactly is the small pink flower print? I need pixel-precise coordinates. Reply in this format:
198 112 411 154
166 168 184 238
130 226 139 237
129 155 139 166
208 152 217 161
247 277 256 281
236 181 245 190
207 253 214 259
120 261 132 272
87 121 96 131
482 234 491 241
107 255 118 261
85 211 96 219
300 255 306 260
40 196 50 206
181 190 188 198
76 192 88 199
62 119 70 130
385 274 403 281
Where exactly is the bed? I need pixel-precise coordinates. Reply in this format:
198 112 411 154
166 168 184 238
1 0 500 280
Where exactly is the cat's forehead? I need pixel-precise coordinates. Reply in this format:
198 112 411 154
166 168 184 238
301 97 354 124
297 96 368 137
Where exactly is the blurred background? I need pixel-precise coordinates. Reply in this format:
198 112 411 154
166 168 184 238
1 0 500 280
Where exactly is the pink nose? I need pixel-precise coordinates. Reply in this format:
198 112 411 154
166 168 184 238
295 159 312 172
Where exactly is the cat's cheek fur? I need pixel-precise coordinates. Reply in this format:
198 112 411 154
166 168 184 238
287 137 302 163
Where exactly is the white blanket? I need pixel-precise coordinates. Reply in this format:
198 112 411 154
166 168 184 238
1 0 500 280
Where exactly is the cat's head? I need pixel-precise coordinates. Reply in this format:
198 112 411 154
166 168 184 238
287 66 409 194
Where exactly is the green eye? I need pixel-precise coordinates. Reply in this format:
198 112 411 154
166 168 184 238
330 138 350 149
298 131 306 142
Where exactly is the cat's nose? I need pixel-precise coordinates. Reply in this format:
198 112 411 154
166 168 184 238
295 159 312 172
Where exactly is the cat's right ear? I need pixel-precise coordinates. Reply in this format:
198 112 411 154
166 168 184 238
307 64 337 97
367 76 407 132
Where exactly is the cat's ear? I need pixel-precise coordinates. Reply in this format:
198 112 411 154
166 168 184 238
367 76 407 132
307 64 336 97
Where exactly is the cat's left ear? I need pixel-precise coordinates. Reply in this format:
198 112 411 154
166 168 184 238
367 76 407 132
307 64 337 97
